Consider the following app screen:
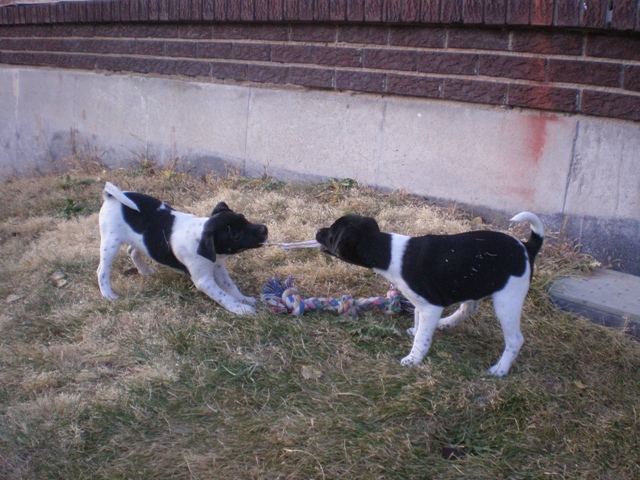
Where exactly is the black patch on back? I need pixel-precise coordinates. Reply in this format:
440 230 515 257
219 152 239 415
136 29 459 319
402 231 527 307
121 192 187 273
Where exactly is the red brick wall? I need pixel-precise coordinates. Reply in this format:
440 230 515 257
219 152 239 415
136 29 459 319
1 0 639 121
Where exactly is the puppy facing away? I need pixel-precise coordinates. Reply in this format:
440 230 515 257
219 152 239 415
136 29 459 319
97 182 268 315
316 212 544 376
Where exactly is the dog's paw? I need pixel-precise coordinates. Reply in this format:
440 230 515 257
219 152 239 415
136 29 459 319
400 355 422 366
241 296 257 305
406 327 416 337
229 303 256 316
487 364 507 377
101 291 118 300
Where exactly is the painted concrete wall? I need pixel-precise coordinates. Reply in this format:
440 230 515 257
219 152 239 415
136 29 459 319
1 66 639 272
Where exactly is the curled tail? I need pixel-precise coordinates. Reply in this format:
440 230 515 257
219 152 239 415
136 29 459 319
103 182 140 212
510 212 544 271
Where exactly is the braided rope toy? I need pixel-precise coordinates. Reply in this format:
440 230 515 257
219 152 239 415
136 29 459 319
261 275 415 317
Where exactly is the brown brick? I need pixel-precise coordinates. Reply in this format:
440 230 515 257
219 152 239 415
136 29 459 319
232 43 271 61
347 0 365 21
165 40 197 58
479 55 545 81
421 0 440 22
202 0 214 20
211 24 249 40
581 90 640 121
315 0 331 21
441 0 463 23
418 51 477 75
610 0 637 31
214 0 227 20
268 0 283 20
484 0 507 24
581 0 608 28
623 65 640 91
386 0 402 22
240 0 254 21
444 78 507 105
508 84 578 112
530 0 553 26
330 0 346 21
272 44 315 64
548 59 622 87
197 42 233 59
386 74 441 97
177 25 211 39
254 0 268 20
315 46 362 67
139 0 150 21
448 28 509 50
506 0 530 24
402 0 421 22
248 25 288 41
172 59 210 77
388 26 445 48
587 34 640 61
364 0 383 22
138 24 179 38
363 48 417 71
227 0 241 20
136 40 164 56
511 31 583 55
463 0 483 24
290 24 336 43
211 61 248 81
289 66 335 88
338 25 388 45
336 70 385 92
556 0 581 26
248 64 289 83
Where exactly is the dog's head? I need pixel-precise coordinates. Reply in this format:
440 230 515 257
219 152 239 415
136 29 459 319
197 202 268 263
315 214 384 268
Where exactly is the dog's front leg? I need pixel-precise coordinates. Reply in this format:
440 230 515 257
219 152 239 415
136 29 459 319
192 274 256 315
213 262 256 304
401 304 443 366
406 309 421 337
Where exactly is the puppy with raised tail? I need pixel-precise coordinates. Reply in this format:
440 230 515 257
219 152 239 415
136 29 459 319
316 212 544 376
97 182 268 315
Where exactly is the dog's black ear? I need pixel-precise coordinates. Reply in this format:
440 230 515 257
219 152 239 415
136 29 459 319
197 220 217 263
211 202 230 216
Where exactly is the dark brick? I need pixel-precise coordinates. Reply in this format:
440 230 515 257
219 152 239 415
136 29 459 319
158 0 170 21
530 0 553 25
623 65 640 91
548 59 622 87
336 70 385 92
197 42 233 59
202 0 214 20
227 0 241 20
72 25 98 38
417 51 477 75
255 0 269 21
511 31 583 55
421 0 440 22
338 25 388 45
441 0 463 23
581 90 640 121
248 25 288 41
363 48 417 71
177 25 211 39
210 61 248 81
211 24 249 39
484 0 507 24
463 0 483 24
232 43 271 61
556 0 581 26
139 24 179 38
444 78 507 105
294 0 308 21
248 64 289 83
149 0 160 20
290 24 336 43
241 0 254 21
272 44 315 64
214 0 227 20
508 84 578 112
174 59 210 77
165 41 198 58
139 0 150 21
289 66 335 88
587 34 640 61
387 0 402 22
364 0 383 22
315 0 331 21
329 0 346 21
389 27 446 48
136 40 165 56
506 0 530 24
347 0 365 21
479 54 545 81
268 0 284 20
315 46 362 67
581 0 608 28
120 0 131 21
448 28 509 50
401 0 421 22
386 74 441 97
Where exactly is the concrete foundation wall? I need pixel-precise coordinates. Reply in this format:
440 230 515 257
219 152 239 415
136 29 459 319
1 65 639 273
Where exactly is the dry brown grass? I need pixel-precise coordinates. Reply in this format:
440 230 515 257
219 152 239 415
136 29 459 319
0 164 638 479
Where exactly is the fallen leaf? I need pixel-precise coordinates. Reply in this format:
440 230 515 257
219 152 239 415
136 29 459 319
437 351 453 358
574 380 587 390
301 365 322 380
6 294 23 303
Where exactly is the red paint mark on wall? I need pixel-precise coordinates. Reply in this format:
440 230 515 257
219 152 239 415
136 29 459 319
525 114 559 167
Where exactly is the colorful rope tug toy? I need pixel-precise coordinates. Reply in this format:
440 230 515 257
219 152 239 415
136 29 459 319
261 275 414 317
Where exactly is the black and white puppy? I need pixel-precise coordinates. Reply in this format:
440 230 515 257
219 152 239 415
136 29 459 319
316 212 544 376
97 182 268 315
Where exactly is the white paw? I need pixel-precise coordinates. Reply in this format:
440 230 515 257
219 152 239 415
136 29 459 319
241 296 257 305
228 303 256 316
436 321 451 331
406 327 416 337
487 365 507 377
400 355 422 366
101 291 118 300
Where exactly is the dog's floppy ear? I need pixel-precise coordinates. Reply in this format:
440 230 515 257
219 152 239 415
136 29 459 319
211 202 230 216
197 218 217 263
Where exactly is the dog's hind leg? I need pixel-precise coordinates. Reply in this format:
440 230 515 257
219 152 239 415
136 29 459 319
127 246 155 276
97 235 122 299
437 300 480 330
487 276 528 376
401 304 444 366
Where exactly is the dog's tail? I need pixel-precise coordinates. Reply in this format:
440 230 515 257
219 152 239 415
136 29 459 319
510 212 544 271
103 182 140 212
